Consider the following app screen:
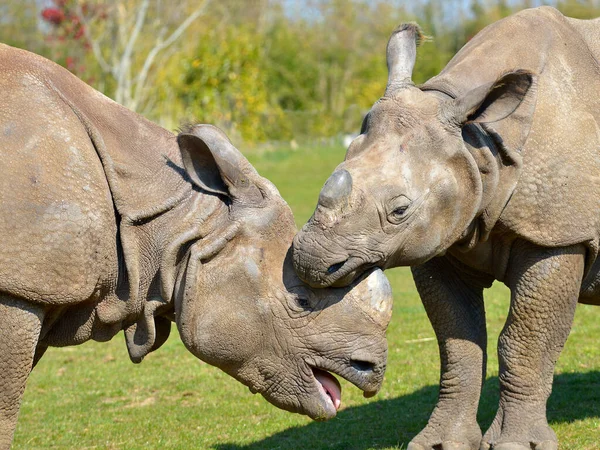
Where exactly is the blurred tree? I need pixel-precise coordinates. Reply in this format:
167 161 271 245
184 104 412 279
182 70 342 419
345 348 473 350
556 0 600 18
179 21 289 142
263 0 415 137
0 1 45 52
40 0 211 116
40 0 101 84
3 0 599 143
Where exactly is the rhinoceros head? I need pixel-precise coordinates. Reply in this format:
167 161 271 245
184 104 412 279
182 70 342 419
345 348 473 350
174 125 392 420
292 23 534 288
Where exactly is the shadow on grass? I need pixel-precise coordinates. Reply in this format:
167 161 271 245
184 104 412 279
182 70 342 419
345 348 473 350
215 371 600 450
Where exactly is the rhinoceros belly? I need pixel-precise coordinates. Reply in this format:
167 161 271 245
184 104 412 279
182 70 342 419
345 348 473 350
0 72 119 305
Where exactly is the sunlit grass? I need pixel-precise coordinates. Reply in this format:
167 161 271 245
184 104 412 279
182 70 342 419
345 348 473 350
12 145 600 449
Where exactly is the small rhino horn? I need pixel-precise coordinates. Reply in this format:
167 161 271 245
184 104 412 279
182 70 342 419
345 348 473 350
385 23 425 96
367 269 393 328
318 170 353 210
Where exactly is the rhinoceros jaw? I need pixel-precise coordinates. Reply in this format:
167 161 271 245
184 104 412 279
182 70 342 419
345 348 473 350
313 368 342 411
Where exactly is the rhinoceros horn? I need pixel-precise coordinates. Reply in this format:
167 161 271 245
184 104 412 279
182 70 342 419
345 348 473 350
366 269 393 328
318 169 353 211
385 23 425 96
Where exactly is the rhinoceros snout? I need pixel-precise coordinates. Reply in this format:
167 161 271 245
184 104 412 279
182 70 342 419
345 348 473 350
327 258 348 274
292 239 372 289
292 232 343 287
349 358 377 372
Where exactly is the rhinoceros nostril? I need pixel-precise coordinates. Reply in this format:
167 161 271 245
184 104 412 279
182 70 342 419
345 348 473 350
350 359 376 372
327 259 348 274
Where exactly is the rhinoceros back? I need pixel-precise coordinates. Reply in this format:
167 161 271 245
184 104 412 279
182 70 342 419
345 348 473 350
0 43 190 315
0 47 119 305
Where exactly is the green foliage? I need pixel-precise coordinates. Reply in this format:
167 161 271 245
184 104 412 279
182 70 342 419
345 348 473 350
179 24 290 142
262 0 411 138
3 0 600 143
0 2 44 50
557 0 600 18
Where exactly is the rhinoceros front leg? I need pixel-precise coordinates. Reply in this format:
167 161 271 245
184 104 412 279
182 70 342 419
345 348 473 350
481 242 584 450
0 296 44 450
409 256 488 450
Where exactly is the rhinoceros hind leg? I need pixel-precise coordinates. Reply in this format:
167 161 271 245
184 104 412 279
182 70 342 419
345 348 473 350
0 296 44 450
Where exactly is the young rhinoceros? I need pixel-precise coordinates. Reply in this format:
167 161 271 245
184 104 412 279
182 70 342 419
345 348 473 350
293 6 600 450
0 44 393 449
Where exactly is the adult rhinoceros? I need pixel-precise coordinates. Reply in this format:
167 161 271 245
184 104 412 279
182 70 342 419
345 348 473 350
293 6 600 450
0 44 393 449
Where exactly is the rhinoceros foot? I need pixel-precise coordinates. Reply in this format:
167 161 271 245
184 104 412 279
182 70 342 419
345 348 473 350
483 442 557 450
407 420 481 450
481 412 558 450
407 441 474 450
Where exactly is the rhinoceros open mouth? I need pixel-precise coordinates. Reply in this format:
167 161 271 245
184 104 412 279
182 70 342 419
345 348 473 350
309 358 382 419
312 368 342 414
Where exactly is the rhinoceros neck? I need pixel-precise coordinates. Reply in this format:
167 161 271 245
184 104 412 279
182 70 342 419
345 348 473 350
117 187 226 362
156 191 227 307
423 8 577 251
39 55 205 308
449 121 522 254
7 44 234 361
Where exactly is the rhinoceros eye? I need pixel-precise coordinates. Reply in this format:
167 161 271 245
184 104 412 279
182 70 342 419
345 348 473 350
296 295 311 309
392 206 408 216
387 195 412 224
285 286 315 316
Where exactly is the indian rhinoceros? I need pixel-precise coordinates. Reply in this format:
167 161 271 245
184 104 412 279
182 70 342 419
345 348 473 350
292 6 600 450
0 43 394 449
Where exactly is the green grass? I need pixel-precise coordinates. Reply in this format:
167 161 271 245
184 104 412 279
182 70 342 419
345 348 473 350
12 145 600 449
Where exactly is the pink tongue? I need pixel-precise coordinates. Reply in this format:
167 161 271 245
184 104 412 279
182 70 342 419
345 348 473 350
314 369 342 410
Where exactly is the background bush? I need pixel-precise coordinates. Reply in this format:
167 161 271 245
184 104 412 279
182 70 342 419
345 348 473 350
6 0 600 144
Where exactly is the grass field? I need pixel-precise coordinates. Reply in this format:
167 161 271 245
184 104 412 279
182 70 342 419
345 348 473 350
12 145 600 449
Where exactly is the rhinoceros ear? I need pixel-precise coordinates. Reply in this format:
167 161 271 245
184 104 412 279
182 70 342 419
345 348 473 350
453 70 534 125
177 124 263 203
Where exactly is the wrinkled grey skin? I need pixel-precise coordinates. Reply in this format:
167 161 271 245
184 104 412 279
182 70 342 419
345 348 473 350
0 44 393 449
293 7 600 450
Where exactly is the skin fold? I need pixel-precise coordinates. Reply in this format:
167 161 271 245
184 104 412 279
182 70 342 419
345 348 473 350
293 7 600 450
0 44 394 449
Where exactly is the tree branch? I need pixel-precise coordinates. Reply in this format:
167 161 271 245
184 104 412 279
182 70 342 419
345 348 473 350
131 0 211 110
76 4 111 74
116 0 149 106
